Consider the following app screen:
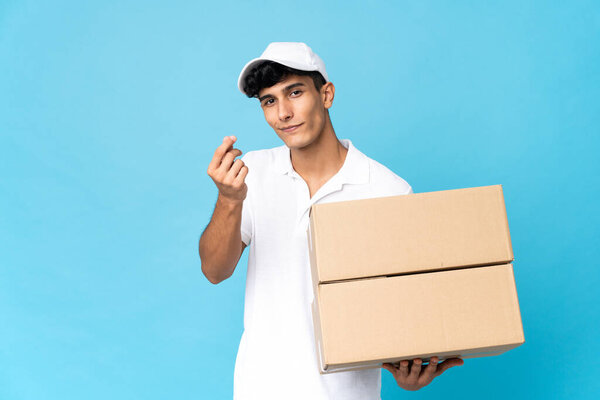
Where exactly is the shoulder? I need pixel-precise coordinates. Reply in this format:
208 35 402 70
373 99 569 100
240 145 287 183
241 145 285 168
355 147 413 195
370 158 411 187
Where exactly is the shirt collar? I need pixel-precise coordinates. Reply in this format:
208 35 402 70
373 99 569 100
276 138 370 185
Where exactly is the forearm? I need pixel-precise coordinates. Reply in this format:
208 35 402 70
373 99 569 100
199 194 244 284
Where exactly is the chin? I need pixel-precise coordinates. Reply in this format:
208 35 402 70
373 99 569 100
283 135 314 150
282 130 319 149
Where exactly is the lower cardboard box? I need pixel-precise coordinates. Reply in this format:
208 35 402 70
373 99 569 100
312 263 525 374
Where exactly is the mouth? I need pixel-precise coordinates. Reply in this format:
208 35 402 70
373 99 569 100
280 123 303 133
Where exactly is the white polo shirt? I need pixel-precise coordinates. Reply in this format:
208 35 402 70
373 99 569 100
234 138 412 400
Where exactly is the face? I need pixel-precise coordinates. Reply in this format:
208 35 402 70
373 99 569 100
258 74 334 150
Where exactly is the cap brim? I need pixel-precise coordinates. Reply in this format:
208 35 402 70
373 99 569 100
237 57 323 96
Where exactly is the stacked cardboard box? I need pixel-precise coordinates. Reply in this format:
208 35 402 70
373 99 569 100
307 185 525 374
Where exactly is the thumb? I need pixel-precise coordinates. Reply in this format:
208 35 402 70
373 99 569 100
381 363 395 373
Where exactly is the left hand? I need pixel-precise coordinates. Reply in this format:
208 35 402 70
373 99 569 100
382 356 464 391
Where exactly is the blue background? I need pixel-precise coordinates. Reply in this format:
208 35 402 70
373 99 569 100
1 1 599 398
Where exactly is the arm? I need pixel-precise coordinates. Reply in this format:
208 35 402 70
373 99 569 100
199 135 249 284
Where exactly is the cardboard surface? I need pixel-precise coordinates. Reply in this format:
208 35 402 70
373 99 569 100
308 185 514 284
313 264 524 373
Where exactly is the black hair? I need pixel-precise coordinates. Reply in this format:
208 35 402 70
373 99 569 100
242 61 327 99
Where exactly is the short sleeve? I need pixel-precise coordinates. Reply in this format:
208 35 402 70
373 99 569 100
240 153 253 246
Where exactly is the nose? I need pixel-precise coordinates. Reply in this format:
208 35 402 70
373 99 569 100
278 98 293 121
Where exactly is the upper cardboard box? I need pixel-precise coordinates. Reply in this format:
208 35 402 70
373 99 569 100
308 185 513 284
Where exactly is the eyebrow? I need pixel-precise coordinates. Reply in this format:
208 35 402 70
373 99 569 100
258 82 306 102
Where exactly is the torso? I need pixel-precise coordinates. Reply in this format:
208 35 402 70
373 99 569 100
234 139 412 399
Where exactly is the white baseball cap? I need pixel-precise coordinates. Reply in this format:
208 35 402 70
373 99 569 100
237 42 329 96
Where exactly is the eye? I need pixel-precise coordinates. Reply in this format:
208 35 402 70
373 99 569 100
290 90 302 97
263 98 275 106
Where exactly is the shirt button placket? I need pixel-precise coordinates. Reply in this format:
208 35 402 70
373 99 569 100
291 172 312 234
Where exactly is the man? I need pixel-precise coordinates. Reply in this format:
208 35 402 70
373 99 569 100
199 42 463 399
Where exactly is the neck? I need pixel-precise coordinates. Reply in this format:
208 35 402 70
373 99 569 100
289 115 348 183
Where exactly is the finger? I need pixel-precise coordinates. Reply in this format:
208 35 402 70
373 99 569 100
208 136 235 172
208 136 237 172
381 363 396 375
397 360 409 378
408 358 422 381
420 357 438 381
234 165 249 184
436 358 464 376
225 159 245 182
218 148 243 172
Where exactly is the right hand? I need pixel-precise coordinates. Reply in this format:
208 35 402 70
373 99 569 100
207 135 249 203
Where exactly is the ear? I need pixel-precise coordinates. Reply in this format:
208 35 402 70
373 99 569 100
321 82 335 109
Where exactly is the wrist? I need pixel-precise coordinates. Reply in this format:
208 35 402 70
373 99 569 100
217 193 244 209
